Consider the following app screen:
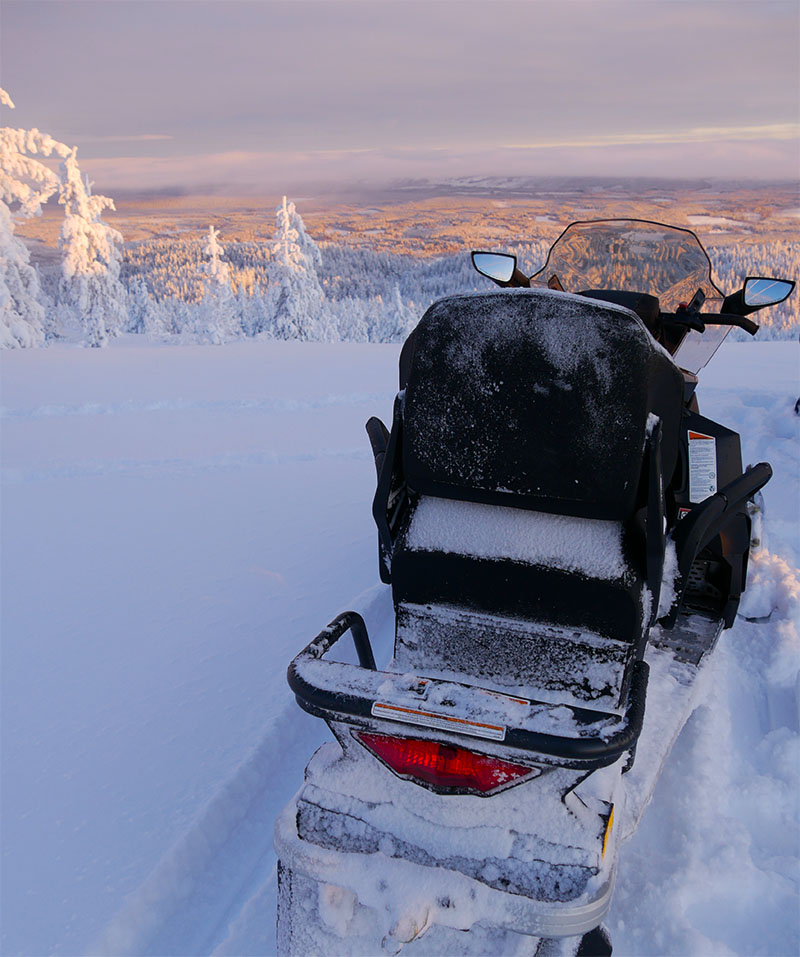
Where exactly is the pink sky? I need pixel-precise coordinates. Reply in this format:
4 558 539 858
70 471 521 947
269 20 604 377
2 1 798 193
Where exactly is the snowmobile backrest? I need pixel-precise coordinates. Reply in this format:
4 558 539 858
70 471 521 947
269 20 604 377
402 290 683 522
578 289 661 338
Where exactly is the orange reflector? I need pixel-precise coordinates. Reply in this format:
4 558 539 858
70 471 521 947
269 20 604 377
356 731 537 794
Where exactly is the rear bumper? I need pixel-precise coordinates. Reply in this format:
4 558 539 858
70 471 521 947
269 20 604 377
274 798 616 940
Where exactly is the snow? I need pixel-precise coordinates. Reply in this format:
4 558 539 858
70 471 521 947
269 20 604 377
1 337 798 956
394 602 631 711
656 539 679 619
406 497 626 580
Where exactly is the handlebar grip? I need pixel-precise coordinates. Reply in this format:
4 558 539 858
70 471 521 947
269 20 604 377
703 313 760 336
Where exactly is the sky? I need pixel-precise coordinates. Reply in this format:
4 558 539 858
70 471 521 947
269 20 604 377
1 0 799 194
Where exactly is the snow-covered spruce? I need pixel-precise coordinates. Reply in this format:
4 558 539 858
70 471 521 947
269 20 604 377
1 91 130 349
57 148 127 348
267 196 336 342
195 226 238 344
0 88 67 347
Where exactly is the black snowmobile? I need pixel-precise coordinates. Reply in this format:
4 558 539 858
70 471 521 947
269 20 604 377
275 220 794 956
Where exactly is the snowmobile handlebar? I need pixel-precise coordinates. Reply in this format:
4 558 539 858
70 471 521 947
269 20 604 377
663 310 760 340
700 313 760 336
288 611 651 768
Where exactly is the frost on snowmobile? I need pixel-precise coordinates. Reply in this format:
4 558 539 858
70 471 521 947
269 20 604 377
275 220 793 956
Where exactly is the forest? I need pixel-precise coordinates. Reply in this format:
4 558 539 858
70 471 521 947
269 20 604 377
3 90 799 349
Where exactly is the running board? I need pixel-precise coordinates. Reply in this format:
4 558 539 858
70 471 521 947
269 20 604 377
650 607 723 667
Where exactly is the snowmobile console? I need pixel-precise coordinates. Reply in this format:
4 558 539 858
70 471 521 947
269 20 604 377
577 289 661 336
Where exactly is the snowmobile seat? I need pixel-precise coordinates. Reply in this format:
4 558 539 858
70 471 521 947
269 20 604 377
378 291 684 702
389 496 646 707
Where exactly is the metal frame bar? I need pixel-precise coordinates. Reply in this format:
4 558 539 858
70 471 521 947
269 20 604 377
287 612 650 768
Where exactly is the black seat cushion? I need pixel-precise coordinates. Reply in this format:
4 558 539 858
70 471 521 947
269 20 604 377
402 290 683 522
391 495 647 645
392 547 645 645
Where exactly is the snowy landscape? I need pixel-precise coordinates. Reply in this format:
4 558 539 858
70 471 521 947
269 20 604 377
2 334 798 956
3 88 800 353
3 84 800 957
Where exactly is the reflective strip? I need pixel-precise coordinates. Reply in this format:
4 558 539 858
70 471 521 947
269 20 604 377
371 702 506 741
602 805 615 859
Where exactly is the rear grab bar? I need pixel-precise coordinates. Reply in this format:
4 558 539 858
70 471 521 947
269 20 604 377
288 612 649 769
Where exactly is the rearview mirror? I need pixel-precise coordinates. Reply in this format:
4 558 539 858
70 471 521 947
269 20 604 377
472 251 516 284
743 277 795 308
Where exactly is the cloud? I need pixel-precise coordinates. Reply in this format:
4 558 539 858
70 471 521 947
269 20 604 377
505 124 800 150
5 0 798 168
76 134 174 144
79 130 799 196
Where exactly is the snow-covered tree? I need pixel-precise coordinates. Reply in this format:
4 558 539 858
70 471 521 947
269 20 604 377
267 196 336 341
57 148 127 347
237 285 271 338
0 88 69 348
0 201 47 348
383 283 418 341
283 197 322 273
196 224 238 343
331 296 370 342
201 224 230 287
125 276 162 336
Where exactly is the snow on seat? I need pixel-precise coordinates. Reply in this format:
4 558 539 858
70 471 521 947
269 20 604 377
390 496 639 709
393 602 632 711
405 497 627 580
391 491 648 632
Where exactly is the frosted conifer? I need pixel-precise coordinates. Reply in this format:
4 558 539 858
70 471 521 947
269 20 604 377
58 148 127 347
385 284 417 341
267 197 335 341
201 224 231 286
0 88 70 347
126 277 162 336
197 225 238 343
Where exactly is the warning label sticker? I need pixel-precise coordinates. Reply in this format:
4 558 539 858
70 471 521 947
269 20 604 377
688 431 717 503
371 702 506 741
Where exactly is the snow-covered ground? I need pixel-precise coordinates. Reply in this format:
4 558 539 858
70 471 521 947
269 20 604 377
1 338 798 956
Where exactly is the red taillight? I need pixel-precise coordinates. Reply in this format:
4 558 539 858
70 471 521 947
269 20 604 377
355 731 538 794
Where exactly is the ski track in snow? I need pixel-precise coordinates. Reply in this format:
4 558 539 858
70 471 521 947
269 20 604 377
89 585 393 957
0 392 395 422
88 693 314 957
2 446 370 484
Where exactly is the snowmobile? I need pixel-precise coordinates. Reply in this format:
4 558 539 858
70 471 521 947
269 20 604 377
275 220 795 956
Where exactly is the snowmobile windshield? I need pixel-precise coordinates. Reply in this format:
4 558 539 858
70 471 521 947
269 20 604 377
531 220 727 372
